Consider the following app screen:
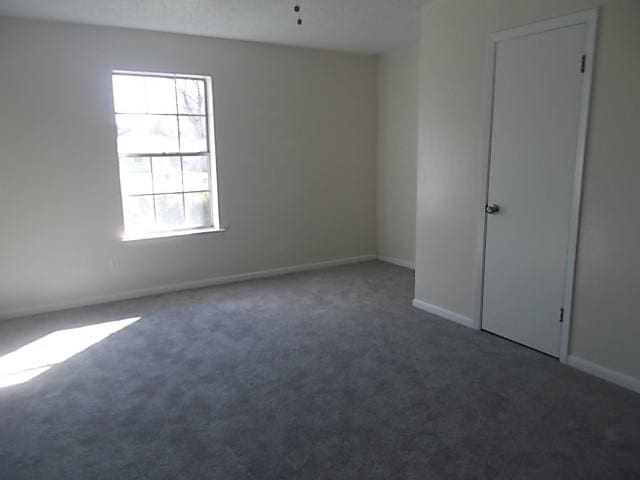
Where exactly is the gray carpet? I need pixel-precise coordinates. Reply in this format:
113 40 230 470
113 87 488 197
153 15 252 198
0 261 638 479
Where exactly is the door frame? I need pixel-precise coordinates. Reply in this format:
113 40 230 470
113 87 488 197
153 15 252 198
473 9 599 363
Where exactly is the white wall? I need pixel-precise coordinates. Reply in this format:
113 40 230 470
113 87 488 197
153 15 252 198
0 17 378 318
416 0 640 381
377 44 418 268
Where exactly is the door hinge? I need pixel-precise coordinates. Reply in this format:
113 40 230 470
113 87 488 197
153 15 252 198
580 55 586 73
560 307 565 323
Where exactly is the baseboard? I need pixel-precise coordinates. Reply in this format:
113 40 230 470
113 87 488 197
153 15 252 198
412 298 475 329
377 255 415 270
568 355 640 394
0 254 377 321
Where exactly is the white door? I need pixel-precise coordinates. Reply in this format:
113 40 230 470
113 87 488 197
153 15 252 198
482 23 587 357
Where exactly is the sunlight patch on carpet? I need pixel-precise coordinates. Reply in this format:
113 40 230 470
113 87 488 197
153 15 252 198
0 317 140 388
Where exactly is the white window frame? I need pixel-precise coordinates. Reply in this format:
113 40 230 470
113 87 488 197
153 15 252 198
112 70 222 241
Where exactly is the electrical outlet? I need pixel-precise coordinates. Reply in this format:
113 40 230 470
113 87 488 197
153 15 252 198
109 257 120 271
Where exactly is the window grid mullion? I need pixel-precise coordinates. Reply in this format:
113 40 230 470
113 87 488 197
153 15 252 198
173 78 187 225
203 80 211 154
128 190 209 198
174 79 187 223
114 112 206 117
148 156 158 224
180 158 186 222
120 151 209 158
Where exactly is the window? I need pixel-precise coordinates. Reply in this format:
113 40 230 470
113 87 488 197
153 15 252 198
111 71 220 239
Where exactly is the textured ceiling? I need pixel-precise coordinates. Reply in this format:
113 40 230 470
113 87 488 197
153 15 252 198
0 0 426 54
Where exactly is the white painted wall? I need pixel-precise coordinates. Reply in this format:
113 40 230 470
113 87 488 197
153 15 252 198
0 17 377 318
377 44 418 269
416 0 640 381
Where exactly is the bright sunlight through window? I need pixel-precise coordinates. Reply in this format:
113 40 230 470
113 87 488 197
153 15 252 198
112 71 220 239
0 317 140 388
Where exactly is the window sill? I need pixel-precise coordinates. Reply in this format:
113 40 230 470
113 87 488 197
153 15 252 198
122 226 226 242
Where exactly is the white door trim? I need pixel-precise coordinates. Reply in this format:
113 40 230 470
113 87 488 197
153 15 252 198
474 9 599 364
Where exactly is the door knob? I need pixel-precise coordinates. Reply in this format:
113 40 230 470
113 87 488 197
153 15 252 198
485 204 500 214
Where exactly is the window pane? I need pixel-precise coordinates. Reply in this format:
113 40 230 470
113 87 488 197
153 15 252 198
182 156 209 191
152 156 182 194
116 114 179 154
123 195 154 232
179 116 207 153
113 75 145 113
120 157 152 195
155 194 184 229
176 79 206 115
185 192 211 227
113 72 217 237
145 76 177 114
